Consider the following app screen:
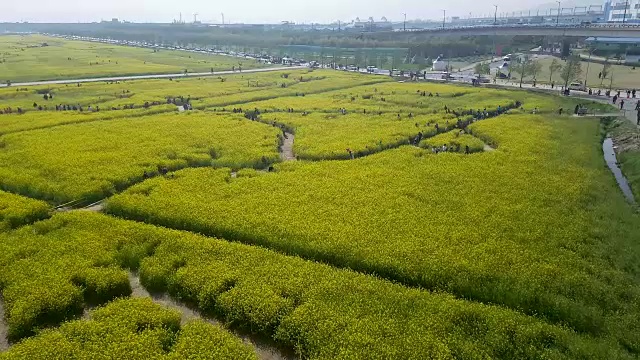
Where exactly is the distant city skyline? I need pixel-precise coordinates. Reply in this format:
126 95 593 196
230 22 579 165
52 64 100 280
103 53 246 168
0 0 603 24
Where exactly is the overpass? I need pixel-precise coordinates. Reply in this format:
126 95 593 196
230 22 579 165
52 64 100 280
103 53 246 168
392 24 640 38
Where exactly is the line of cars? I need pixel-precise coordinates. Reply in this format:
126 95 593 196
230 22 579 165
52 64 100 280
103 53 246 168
43 33 309 66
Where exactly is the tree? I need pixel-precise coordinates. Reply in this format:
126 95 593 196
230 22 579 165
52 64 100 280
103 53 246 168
560 56 582 89
548 58 562 84
511 55 534 88
529 60 542 82
474 62 491 79
600 60 611 86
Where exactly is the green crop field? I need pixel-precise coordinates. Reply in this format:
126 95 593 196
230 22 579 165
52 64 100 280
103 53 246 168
0 34 266 83
0 65 638 359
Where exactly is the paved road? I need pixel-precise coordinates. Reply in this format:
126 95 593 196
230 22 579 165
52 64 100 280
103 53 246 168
0 66 307 88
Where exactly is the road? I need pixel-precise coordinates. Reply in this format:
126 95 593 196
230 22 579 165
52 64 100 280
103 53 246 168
384 24 640 39
0 66 308 88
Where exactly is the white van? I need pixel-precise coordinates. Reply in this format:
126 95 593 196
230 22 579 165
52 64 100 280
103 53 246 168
568 82 587 91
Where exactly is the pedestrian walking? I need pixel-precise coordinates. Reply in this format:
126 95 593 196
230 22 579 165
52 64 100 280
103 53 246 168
620 100 625 110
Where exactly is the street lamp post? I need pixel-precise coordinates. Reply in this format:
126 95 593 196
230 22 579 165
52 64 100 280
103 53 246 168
622 0 629 24
442 9 446 29
556 1 561 26
494 5 498 25
403 13 407 32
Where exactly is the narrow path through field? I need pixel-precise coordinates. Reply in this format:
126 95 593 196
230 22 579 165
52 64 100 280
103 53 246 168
280 132 297 161
0 296 8 352
127 272 296 360
56 200 104 213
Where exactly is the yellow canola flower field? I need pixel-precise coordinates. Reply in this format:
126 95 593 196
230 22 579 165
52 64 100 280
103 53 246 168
261 112 440 160
0 106 174 135
0 69 633 359
241 79 613 116
107 114 640 355
420 131 487 152
0 69 346 113
0 112 280 204
0 212 633 359
0 298 257 360
0 190 50 231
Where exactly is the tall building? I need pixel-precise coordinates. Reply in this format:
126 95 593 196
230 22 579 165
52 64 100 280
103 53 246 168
605 0 640 23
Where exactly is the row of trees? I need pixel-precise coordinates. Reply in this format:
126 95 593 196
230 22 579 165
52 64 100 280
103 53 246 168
475 55 585 89
477 54 618 90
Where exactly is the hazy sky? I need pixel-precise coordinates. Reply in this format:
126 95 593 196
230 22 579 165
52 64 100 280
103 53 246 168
0 0 597 24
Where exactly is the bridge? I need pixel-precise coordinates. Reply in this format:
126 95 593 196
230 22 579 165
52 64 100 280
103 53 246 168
392 24 640 38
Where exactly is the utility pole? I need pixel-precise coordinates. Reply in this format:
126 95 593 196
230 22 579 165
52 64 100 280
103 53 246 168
403 13 407 32
622 0 628 24
556 1 561 26
221 13 225 25
442 9 446 29
338 20 341 31
494 5 498 25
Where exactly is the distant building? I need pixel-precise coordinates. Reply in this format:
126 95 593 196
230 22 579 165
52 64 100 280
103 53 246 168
604 0 640 22
349 18 393 32
585 36 640 62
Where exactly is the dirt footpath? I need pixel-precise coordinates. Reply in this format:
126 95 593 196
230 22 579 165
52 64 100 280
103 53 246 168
0 296 8 351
